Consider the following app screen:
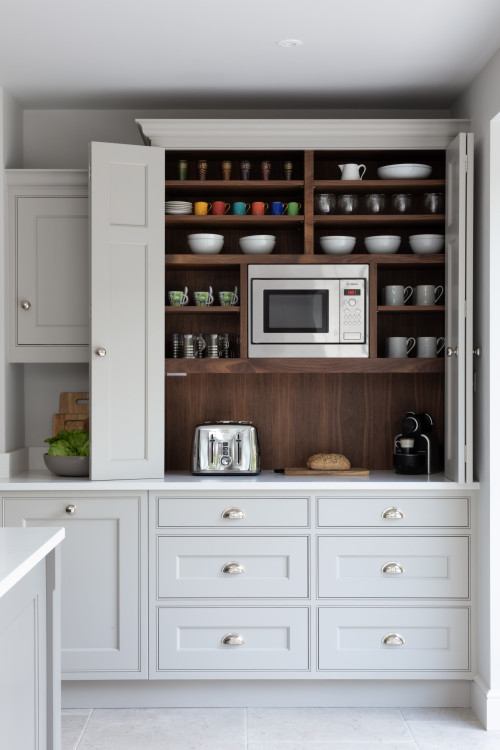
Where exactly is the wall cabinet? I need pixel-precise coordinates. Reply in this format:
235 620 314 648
2 491 148 679
6 170 89 363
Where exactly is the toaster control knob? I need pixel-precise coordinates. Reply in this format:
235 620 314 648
220 456 232 467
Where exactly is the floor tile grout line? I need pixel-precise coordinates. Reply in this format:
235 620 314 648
73 708 93 749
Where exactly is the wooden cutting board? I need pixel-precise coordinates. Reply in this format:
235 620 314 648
52 392 89 436
284 467 370 476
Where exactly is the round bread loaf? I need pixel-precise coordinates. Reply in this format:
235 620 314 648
306 453 351 471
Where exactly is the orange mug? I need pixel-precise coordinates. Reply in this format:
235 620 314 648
251 202 269 215
212 201 230 215
194 201 212 215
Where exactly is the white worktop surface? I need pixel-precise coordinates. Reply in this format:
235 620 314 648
0 526 65 599
0 469 479 492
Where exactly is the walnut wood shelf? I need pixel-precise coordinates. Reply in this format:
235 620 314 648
314 179 445 192
165 179 304 191
377 305 445 313
314 214 444 226
164 357 445 374
165 253 446 266
165 215 303 226
165 306 240 313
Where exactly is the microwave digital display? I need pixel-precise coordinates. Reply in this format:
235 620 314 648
264 290 329 333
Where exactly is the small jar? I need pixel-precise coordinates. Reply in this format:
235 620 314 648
365 194 386 214
391 193 412 213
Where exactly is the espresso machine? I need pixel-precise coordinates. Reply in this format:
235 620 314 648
393 411 441 475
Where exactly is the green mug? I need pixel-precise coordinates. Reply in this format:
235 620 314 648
287 202 302 215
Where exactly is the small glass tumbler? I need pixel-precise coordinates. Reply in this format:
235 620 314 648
365 194 386 214
168 333 181 358
391 193 412 213
207 334 219 358
177 159 188 180
182 334 195 359
283 160 293 180
337 194 358 214
315 193 336 215
240 160 251 180
197 159 208 180
261 160 271 180
424 192 444 214
221 160 232 180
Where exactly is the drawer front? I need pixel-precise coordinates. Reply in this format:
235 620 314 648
317 496 470 528
317 536 469 599
157 536 309 598
318 607 470 671
156 606 309 672
156 496 310 528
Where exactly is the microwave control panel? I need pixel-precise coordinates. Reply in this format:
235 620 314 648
339 280 366 342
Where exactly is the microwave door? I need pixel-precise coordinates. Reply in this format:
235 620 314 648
251 279 339 344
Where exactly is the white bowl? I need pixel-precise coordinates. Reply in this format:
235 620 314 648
319 235 356 255
239 235 276 254
409 234 445 254
364 235 401 254
377 163 432 179
187 233 224 254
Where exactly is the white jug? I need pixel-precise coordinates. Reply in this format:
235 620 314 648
339 163 366 180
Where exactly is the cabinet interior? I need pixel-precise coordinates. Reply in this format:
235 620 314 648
164 147 446 472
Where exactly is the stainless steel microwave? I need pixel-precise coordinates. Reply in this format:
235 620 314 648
248 264 369 358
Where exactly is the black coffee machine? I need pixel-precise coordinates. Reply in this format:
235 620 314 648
393 412 441 475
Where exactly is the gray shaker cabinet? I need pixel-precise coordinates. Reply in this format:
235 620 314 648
6 170 89 363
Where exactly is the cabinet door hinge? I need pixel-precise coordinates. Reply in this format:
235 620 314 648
464 444 467 462
464 154 469 172
88 163 91 181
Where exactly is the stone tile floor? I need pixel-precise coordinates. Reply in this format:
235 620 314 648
62 707 500 749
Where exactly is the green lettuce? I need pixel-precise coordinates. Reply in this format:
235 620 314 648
45 429 89 457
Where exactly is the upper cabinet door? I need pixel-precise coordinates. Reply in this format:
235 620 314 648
445 133 474 483
90 142 165 480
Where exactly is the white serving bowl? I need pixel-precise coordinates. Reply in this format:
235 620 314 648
187 233 224 254
239 235 276 254
377 163 432 179
409 234 445 254
319 235 356 255
364 235 401 254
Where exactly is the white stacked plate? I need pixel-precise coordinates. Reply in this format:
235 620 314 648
165 201 192 215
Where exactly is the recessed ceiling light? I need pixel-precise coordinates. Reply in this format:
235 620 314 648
276 39 303 48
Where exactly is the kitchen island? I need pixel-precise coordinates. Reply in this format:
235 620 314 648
0 526 65 749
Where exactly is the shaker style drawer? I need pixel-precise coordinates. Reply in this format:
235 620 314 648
317 536 469 599
318 607 470 672
155 496 310 528
155 607 309 672
317 496 470 528
156 536 309 598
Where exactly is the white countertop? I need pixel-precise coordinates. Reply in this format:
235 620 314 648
0 469 479 492
0 527 65 599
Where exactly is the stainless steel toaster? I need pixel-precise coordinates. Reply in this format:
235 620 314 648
192 421 260 475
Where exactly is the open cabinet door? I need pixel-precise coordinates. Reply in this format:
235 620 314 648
445 133 474 483
90 142 165 479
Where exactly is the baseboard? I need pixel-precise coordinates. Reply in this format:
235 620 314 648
62 679 472 709
472 676 500 729
0 447 28 478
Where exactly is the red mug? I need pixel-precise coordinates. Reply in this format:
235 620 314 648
251 201 269 215
212 201 230 215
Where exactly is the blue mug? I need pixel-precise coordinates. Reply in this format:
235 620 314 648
270 201 288 215
232 202 250 215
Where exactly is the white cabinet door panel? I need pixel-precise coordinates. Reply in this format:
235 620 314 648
317 496 470 528
3 495 147 678
155 607 309 672
318 607 470 672
90 141 164 480
156 495 310 528
157 536 309 599
317 536 469 599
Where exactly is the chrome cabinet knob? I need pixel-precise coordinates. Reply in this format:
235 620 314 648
65 504 76 514
381 561 404 575
221 633 245 646
381 507 404 520
221 507 246 520
95 347 107 357
221 561 245 575
473 346 482 357
21 300 32 310
446 346 458 357
382 633 405 647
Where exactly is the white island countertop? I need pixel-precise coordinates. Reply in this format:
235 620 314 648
0 527 65 598
0 469 479 492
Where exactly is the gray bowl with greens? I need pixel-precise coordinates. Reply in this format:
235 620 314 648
44 429 89 476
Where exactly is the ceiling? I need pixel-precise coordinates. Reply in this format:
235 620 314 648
2 0 500 110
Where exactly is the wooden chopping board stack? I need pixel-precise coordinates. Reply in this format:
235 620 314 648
52 392 89 436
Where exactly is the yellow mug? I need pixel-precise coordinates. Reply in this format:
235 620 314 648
194 201 212 215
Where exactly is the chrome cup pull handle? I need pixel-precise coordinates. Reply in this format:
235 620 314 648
382 633 405 647
381 561 404 575
382 507 405 520
221 633 245 646
221 507 246 520
221 561 245 575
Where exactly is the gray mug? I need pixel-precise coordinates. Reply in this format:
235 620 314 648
415 284 444 306
417 336 445 358
385 336 416 358
383 285 413 306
